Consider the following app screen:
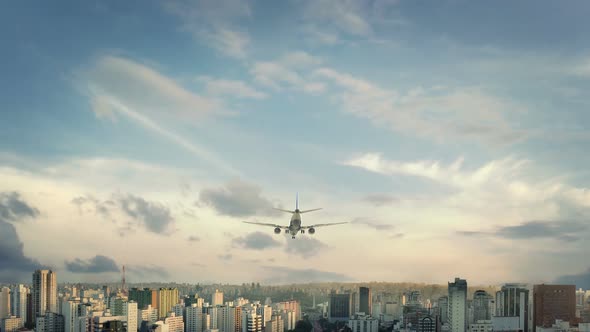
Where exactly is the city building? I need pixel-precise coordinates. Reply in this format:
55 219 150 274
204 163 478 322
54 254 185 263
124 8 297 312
359 287 372 316
448 278 468 332
164 313 183 332
264 316 283 332
533 285 576 331
469 320 492 332
157 289 179 319
62 300 79 332
492 316 522 332
212 290 224 307
138 305 159 330
473 291 493 322
129 289 158 311
329 293 352 322
10 284 29 324
2 316 23 332
242 311 262 332
186 304 205 332
36 312 65 332
124 301 138 332
349 314 379 332
496 284 530 332
438 297 449 325
33 270 58 321
418 315 439 332
1 287 10 319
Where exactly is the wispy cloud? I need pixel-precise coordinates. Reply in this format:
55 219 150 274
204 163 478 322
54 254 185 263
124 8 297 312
199 179 280 217
351 217 395 231
198 76 267 99
250 51 325 93
165 0 251 59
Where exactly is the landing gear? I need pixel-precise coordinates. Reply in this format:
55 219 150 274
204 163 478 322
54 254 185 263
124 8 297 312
301 230 305 234
292 236 295 239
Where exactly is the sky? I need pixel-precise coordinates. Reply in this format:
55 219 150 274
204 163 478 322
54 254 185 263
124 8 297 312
2 0 590 287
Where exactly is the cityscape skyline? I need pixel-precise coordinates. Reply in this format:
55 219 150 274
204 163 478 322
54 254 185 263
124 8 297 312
2 1 590 286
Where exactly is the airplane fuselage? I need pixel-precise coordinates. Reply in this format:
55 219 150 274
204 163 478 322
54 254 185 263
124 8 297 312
288 211 302 238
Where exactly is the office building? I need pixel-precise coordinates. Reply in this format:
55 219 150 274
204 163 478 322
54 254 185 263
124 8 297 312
36 312 65 332
130 289 158 311
438 296 449 325
533 285 576 331
33 270 58 320
359 288 372 316
2 316 23 332
264 316 283 332
473 291 493 322
212 291 223 307
448 278 468 332
0 287 10 318
10 285 28 323
418 315 438 332
164 313 183 332
329 293 352 321
186 304 205 332
349 314 379 332
62 300 79 332
124 301 138 332
469 320 493 332
157 289 179 319
139 305 159 330
496 284 530 332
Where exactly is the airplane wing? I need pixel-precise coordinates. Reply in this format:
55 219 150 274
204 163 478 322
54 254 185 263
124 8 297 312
242 221 289 229
302 222 348 228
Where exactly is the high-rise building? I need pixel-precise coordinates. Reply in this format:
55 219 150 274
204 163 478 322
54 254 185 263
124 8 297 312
349 314 379 332
417 315 438 332
157 289 179 319
533 285 576 331
264 315 283 332
36 312 65 332
124 301 138 332
11 285 28 324
130 289 158 311
33 270 58 321
359 287 372 316
62 300 79 332
2 316 23 332
164 313 183 332
242 311 262 332
212 290 224 307
186 304 205 332
185 295 204 308
473 291 493 322
448 278 467 332
438 296 449 325
0 287 10 318
495 284 530 332
329 293 352 321
138 305 159 331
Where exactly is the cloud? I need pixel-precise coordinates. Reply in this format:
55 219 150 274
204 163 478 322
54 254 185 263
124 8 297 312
83 56 238 175
362 193 398 206
284 237 327 258
303 0 372 37
165 0 251 58
65 255 120 273
554 268 590 289
187 235 200 242
199 179 280 217
0 192 44 282
316 68 526 144
260 266 353 284
126 265 171 280
198 76 267 99
0 192 40 222
250 52 325 92
459 220 588 242
351 217 395 231
233 232 282 250
118 194 174 234
72 193 175 234
218 254 233 261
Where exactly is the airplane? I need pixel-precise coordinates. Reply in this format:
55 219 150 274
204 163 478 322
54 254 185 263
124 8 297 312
242 194 348 239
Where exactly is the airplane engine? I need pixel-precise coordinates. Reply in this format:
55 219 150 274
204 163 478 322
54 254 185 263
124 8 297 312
274 227 281 234
308 227 315 234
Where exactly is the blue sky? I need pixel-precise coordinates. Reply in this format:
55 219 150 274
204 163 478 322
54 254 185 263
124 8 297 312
2 0 590 287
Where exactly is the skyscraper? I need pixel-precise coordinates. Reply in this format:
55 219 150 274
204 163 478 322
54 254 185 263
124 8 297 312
533 285 575 331
329 293 352 322
359 287 372 316
186 304 205 332
157 288 179 319
438 296 449 325
129 289 157 311
448 278 467 332
33 270 58 321
242 311 262 332
212 290 224 307
124 301 138 332
11 285 29 323
495 284 530 332
473 291 493 322
0 287 10 318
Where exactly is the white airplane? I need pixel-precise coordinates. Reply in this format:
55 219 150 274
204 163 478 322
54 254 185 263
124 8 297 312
243 194 348 239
